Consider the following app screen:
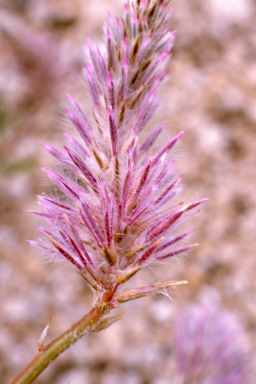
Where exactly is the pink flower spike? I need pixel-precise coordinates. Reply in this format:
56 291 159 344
31 0 207 302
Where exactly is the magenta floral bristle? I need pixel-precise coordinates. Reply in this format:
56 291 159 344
33 0 206 299
11 2 209 382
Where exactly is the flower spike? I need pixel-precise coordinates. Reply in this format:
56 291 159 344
33 0 206 299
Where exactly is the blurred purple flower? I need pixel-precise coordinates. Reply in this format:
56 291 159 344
173 304 252 384
1 23 73 103
32 0 206 301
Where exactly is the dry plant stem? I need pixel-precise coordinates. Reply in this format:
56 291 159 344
11 299 114 384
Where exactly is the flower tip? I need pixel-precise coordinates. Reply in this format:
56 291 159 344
66 94 75 105
42 168 54 178
86 38 92 48
106 26 111 39
27 239 35 245
39 141 50 150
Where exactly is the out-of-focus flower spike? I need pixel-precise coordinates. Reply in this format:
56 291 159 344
64 107 93 146
139 122 165 153
64 146 98 192
173 304 251 384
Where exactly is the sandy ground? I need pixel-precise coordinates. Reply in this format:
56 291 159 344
0 0 256 383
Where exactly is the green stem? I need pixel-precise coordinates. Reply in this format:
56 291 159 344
10 301 113 384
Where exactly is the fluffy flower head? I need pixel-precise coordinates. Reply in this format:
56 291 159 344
33 0 206 301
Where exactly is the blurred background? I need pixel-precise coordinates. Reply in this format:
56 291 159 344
0 0 256 383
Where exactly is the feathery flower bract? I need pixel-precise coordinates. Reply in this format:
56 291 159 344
33 0 206 301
